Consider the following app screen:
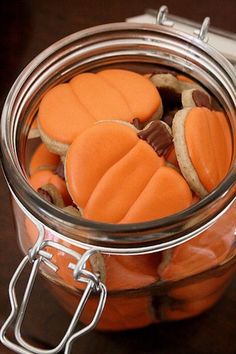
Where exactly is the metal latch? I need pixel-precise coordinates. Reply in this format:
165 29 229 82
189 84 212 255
0 231 107 354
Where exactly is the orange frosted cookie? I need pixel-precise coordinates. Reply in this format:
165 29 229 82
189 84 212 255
161 287 226 321
172 107 232 197
29 143 60 175
29 169 71 205
53 284 155 331
105 253 161 291
38 69 162 155
65 121 192 223
158 205 235 282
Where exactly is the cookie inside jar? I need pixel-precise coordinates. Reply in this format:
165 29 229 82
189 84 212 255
20 57 235 329
25 62 232 225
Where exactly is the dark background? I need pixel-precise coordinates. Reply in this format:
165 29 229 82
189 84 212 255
0 1 235 353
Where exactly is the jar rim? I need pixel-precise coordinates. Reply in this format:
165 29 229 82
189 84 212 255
1 22 236 251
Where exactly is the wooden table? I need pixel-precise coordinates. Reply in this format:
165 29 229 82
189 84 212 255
0 1 235 353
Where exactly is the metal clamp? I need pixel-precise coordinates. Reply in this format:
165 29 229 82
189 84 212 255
0 237 107 354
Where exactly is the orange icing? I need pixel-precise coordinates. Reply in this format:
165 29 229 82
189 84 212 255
29 143 60 175
159 232 233 281
176 74 194 83
70 73 132 121
158 206 235 281
66 122 139 208
66 122 192 223
38 69 161 145
85 140 164 223
52 283 155 330
104 253 161 291
38 84 95 144
121 166 192 223
162 287 226 320
164 144 178 167
169 269 233 300
98 69 161 121
31 120 38 129
29 170 71 205
185 107 232 192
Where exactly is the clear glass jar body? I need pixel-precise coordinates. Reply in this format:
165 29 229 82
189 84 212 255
1 23 236 331
14 199 236 330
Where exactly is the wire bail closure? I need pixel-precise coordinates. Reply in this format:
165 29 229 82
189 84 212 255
0 232 107 354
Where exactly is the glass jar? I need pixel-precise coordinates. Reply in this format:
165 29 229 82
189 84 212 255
0 20 235 354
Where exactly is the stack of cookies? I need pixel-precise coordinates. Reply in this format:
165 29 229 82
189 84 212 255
28 68 232 224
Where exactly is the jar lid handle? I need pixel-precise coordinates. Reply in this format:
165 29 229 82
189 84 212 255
155 5 210 43
156 5 174 27
0 235 107 354
194 16 210 42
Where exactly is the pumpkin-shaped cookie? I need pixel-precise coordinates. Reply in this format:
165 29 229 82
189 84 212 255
65 121 192 223
172 107 232 197
29 142 72 205
29 169 71 205
38 69 162 155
